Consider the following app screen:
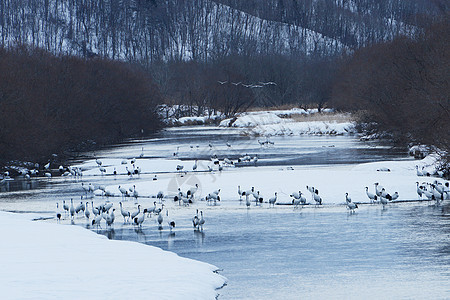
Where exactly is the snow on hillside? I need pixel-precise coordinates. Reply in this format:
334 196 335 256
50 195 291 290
0 211 226 300
0 0 345 62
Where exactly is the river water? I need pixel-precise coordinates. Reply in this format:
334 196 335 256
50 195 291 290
0 127 449 299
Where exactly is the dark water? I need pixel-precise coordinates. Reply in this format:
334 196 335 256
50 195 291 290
92 126 408 166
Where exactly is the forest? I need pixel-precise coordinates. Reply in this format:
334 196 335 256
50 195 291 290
0 0 448 167
0 46 161 164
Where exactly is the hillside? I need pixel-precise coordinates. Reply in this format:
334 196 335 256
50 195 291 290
0 0 439 62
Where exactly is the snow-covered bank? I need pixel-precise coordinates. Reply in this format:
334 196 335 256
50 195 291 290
0 211 226 300
74 152 447 208
219 111 355 136
248 120 355 136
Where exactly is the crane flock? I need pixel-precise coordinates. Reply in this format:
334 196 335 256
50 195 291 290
42 140 449 242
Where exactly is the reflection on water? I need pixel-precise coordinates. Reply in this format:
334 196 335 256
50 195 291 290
0 178 40 192
95 203 450 299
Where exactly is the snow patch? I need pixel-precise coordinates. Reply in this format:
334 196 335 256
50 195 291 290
0 211 226 299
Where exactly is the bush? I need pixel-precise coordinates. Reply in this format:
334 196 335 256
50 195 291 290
0 46 162 165
332 19 449 165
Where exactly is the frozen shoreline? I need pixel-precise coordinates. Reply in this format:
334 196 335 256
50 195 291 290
219 111 356 136
0 211 226 300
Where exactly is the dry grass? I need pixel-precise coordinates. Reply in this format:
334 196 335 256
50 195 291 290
246 104 301 112
246 106 354 123
289 112 353 123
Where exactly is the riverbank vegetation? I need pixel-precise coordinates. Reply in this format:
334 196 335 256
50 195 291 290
0 1 447 173
0 46 162 165
332 18 449 169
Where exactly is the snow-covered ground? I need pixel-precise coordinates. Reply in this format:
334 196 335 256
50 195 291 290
75 152 445 207
219 110 355 136
0 211 226 300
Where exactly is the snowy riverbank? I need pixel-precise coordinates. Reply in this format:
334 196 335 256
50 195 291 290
75 152 446 207
219 110 355 136
0 211 226 300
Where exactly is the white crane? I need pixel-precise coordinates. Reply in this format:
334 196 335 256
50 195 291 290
292 197 301 208
157 211 164 228
253 191 263 205
380 188 392 201
299 193 307 205
167 210 175 232
416 182 424 199
75 201 84 215
118 185 128 200
119 202 130 222
84 202 90 220
431 185 443 204
365 186 378 203
346 193 358 213
88 183 95 194
134 211 145 227
56 203 62 223
313 191 322 206
206 192 220 205
187 184 199 198
391 192 399 201
157 191 164 203
268 192 277 207
130 205 141 220
103 202 113 213
144 201 157 217
380 196 388 207
345 192 352 203
224 158 233 165
130 185 139 202
99 166 106 175
106 209 115 227
168 219 176 232
125 167 133 177
306 185 315 201
292 191 307 207
92 213 102 229
193 160 198 171
91 201 99 216
290 191 301 200
69 199 75 220
199 211 205 231
95 158 102 166
62 200 69 216
416 165 424 176
192 210 200 229
237 185 245 201
154 203 165 215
